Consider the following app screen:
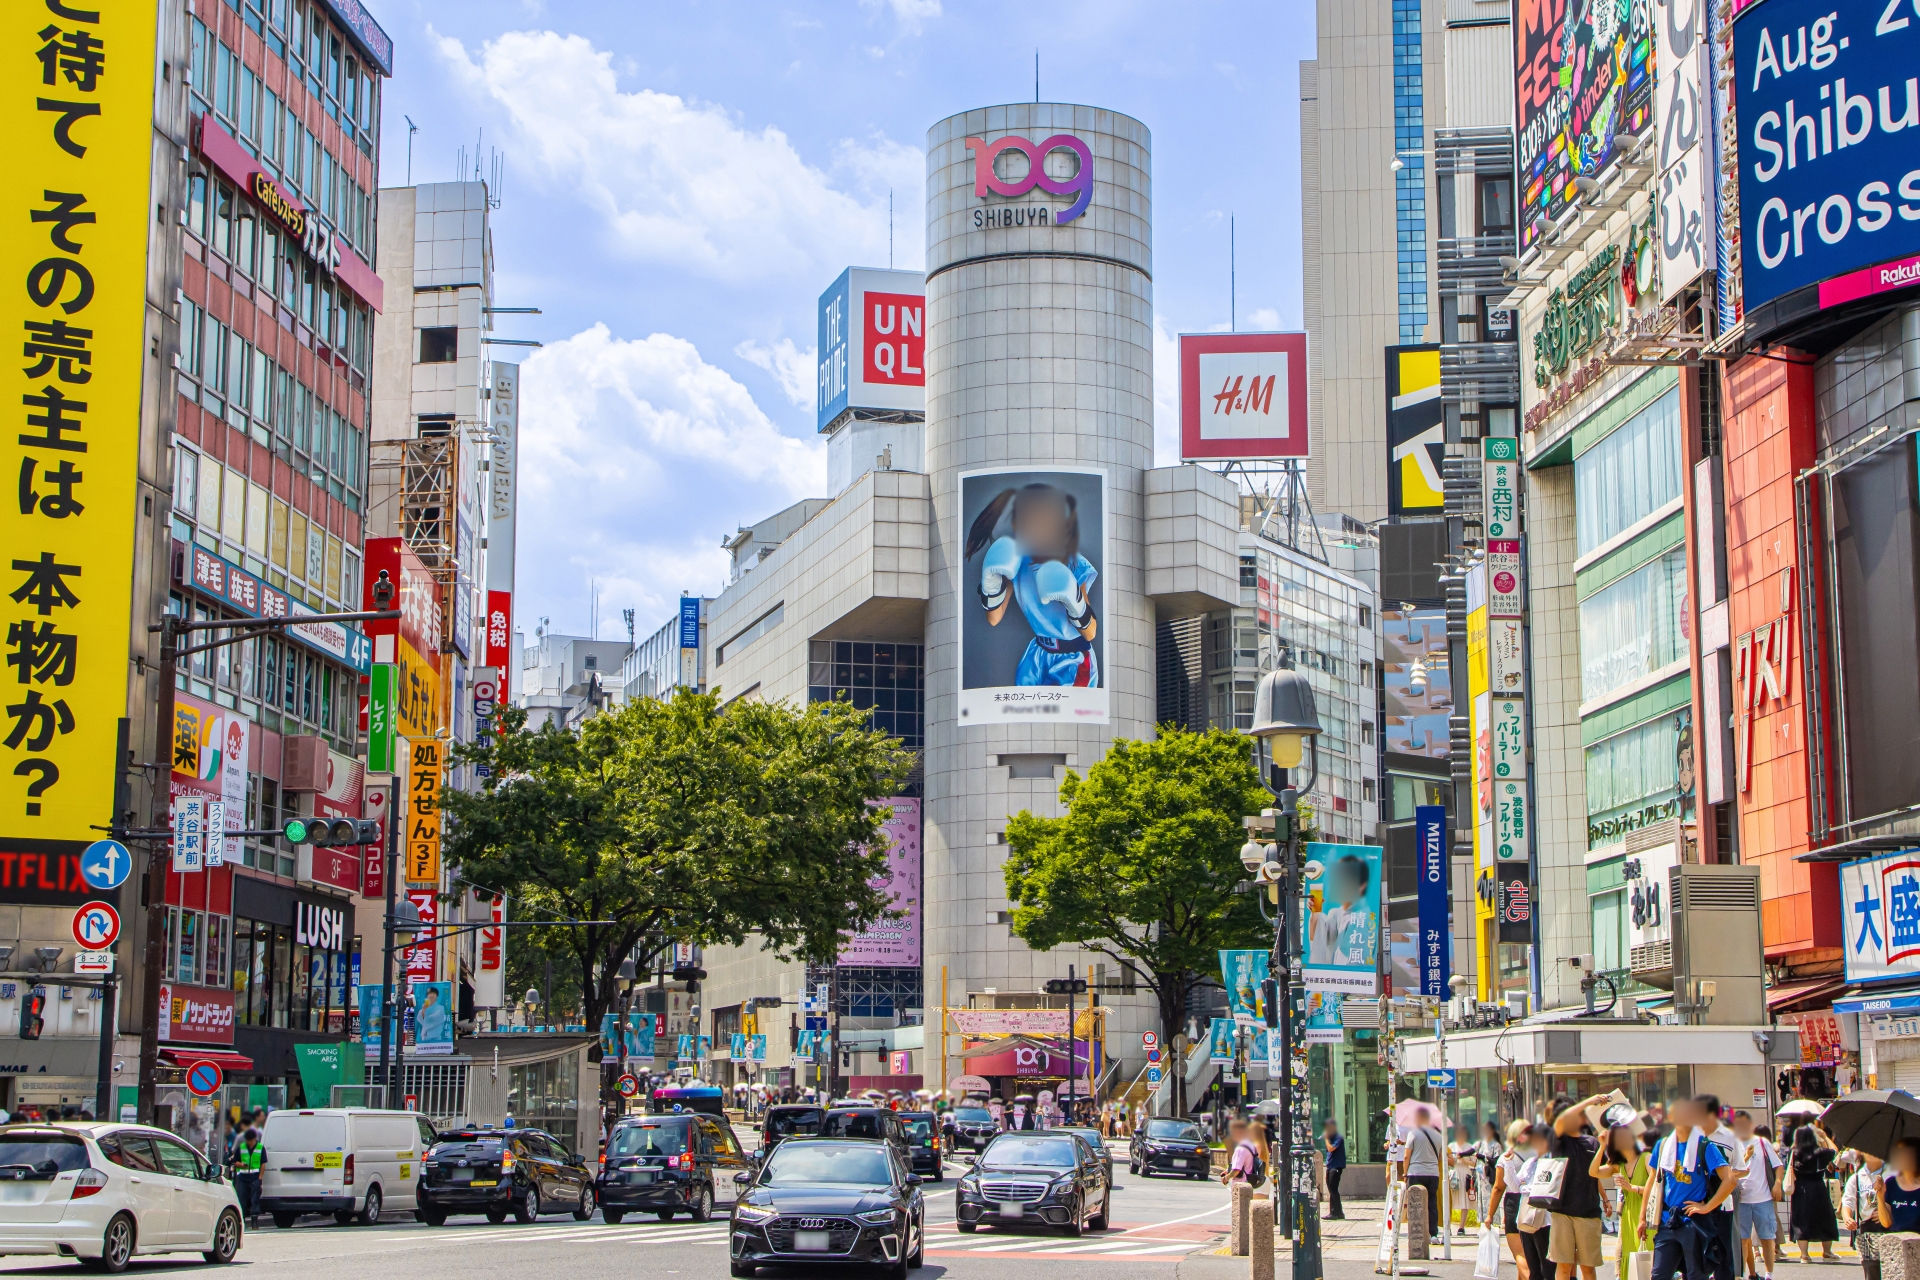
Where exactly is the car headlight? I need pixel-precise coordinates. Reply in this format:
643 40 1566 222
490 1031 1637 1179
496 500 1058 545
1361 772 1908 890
857 1209 899 1225
958 1174 980 1191
734 1203 778 1223
1049 1174 1077 1195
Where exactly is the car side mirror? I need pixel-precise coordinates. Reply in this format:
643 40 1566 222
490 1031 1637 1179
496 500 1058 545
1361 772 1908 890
204 1165 224 1182
905 1174 924 1187
734 1171 753 1186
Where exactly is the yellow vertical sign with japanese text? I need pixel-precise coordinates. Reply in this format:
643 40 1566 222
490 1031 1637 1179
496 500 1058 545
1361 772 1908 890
406 738 442 886
4 0 157 837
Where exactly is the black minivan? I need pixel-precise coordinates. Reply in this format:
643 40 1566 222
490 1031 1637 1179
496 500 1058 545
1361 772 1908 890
418 1128 596 1225
758 1105 826 1159
597 1113 749 1223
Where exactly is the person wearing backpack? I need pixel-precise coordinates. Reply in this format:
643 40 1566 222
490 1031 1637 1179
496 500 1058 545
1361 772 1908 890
1643 1098 1737 1280
1222 1118 1268 1190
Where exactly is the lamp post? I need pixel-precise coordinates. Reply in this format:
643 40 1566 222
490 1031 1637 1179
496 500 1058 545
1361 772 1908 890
1242 667 1324 1280
615 958 637 1122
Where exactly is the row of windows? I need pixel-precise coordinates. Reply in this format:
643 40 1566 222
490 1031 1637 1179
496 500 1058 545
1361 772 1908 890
201 0 379 147
234 918 353 1033
182 175 373 374
171 446 363 609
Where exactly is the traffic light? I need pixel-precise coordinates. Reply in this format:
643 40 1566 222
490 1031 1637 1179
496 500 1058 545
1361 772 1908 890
1262 977 1280 1029
18 987 45 1040
1043 978 1089 996
283 817 382 846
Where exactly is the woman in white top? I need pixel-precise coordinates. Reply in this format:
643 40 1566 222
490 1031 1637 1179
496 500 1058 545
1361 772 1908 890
1492 1119 1535 1280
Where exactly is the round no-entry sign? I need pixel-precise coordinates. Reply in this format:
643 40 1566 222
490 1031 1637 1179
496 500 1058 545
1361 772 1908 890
186 1061 223 1097
71 901 120 951
617 1074 642 1099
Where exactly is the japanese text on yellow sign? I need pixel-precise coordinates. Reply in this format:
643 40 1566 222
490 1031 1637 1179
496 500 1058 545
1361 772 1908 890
406 738 442 885
5 0 159 836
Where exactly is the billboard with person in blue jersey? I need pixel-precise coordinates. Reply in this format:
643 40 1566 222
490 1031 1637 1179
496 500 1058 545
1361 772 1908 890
958 468 1109 725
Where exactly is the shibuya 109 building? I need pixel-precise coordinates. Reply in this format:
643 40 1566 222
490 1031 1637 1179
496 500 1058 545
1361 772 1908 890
687 104 1381 1099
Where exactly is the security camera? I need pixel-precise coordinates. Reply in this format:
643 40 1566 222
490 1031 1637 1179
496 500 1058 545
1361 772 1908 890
1564 954 1595 972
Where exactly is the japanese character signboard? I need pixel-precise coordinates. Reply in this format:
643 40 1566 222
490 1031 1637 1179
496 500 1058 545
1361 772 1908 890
1483 438 1520 540
1491 698 1527 780
6 0 158 838
405 738 442 886
1841 849 1920 983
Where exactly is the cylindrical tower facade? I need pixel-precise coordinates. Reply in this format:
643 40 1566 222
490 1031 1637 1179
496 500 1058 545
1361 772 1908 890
922 104 1154 1035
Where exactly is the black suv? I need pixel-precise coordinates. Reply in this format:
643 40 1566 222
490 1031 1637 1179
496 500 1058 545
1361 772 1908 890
820 1108 913 1169
598 1112 749 1223
896 1112 944 1181
418 1128 596 1225
1128 1116 1209 1179
946 1106 998 1152
956 1132 1110 1236
758 1105 826 1159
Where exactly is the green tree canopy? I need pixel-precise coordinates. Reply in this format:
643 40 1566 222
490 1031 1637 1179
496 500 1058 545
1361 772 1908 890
1003 727 1274 1099
443 688 912 1046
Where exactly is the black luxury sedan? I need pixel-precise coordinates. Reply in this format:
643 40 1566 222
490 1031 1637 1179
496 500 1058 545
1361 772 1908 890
1053 1127 1114 1181
946 1105 998 1152
955 1132 1111 1236
1128 1116 1210 1179
728 1137 926 1279
597 1112 749 1223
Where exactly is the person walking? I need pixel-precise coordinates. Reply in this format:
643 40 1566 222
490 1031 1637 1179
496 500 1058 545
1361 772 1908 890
1402 1111 1448 1246
1696 1096 1740 1280
1592 1122 1650 1269
1222 1118 1264 1190
1866 1138 1920 1280
1323 1119 1348 1220
229 1126 265 1229
1844 1151 1887 1279
1548 1094 1608 1280
1731 1110 1783 1280
1644 1099 1737 1280
1517 1123 1554 1280
1494 1120 1534 1279
1786 1123 1841 1262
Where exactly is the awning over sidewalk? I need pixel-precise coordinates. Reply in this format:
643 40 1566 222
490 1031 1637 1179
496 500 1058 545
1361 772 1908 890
158 1049 254 1072
1769 978 1848 1013
1834 986 1920 1016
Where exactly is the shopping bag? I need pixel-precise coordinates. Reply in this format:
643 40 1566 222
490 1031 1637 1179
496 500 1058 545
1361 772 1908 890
1625 1250 1652 1280
1474 1225 1503 1279
1526 1156 1569 1206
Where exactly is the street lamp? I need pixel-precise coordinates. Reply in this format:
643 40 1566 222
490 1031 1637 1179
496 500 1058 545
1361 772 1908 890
1244 667 1323 1280
615 959 638 1118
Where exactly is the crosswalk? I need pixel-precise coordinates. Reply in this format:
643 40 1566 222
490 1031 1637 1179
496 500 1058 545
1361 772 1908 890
407 1220 731 1247
921 1227 1198 1261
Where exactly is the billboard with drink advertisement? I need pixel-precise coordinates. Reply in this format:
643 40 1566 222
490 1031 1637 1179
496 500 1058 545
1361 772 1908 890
1303 842 1383 994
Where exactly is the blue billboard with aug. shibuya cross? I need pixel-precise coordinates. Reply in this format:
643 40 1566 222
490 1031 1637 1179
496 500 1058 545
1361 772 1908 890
1736 0 1920 312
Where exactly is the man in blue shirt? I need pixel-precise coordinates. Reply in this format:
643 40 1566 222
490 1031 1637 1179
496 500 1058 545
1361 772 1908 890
1323 1120 1347 1220
1645 1099 1738 1280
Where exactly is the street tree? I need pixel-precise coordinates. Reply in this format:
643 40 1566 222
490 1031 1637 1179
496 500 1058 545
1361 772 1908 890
1002 727 1274 1112
443 688 912 1048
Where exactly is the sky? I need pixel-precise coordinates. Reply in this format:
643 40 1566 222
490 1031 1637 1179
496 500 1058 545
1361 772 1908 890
371 0 1318 644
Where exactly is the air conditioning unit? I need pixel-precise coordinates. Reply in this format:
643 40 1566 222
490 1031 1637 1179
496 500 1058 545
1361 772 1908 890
1630 855 1763 1026
282 735 329 792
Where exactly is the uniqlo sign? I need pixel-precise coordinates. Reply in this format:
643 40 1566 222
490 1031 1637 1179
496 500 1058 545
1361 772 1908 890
863 291 925 387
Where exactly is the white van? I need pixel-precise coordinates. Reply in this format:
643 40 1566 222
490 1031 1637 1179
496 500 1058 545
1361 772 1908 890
259 1109 436 1227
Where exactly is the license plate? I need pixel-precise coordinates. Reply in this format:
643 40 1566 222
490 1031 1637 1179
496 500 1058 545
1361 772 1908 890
623 1170 655 1184
1171 1159 1188 1168
451 1169 473 1183
794 1230 831 1252
1 1184 37 1203
470 1180 497 1187
995 1202 1024 1219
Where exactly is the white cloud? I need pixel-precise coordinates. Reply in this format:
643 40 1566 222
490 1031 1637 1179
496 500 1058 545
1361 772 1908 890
860 0 942 34
1247 307 1282 330
515 323 826 634
735 337 816 408
435 30 924 282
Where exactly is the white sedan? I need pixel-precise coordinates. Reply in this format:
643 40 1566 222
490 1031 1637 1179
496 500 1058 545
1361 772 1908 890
0 1123 243 1271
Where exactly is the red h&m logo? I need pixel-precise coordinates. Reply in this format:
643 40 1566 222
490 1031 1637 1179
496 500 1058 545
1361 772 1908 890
1212 374 1277 417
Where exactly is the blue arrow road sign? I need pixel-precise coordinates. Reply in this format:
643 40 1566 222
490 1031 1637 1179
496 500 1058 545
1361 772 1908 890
1427 1068 1458 1089
82 840 131 891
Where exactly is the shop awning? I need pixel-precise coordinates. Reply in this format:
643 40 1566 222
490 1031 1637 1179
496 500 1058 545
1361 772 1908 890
158 1049 254 1072
1833 987 1920 1016
1768 978 1848 1013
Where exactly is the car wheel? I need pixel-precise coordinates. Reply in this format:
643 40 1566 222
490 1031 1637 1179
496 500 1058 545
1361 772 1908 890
1128 1161 1139 1176
514 1187 540 1223
272 1212 297 1229
907 1213 925 1268
655 1210 676 1221
689 1183 713 1222
422 1210 447 1227
573 1185 595 1221
1089 1194 1110 1232
204 1208 242 1263
603 1208 624 1225
90 1213 135 1273
359 1185 383 1225
485 1209 509 1223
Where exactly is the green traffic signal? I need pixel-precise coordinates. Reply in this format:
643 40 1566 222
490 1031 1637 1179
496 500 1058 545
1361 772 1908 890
283 817 314 844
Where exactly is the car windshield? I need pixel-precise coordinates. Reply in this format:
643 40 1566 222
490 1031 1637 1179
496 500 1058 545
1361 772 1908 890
1145 1120 1203 1142
767 1111 823 1138
761 1143 893 1187
954 1108 993 1123
982 1136 1078 1169
0 1136 89 1177
822 1113 885 1140
1060 1128 1105 1149
609 1122 690 1157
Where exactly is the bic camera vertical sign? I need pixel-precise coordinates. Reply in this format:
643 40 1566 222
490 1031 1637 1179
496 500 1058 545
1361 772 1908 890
6 0 157 836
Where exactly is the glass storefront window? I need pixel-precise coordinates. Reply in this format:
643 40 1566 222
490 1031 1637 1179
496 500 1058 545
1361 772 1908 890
1575 386 1683 555
1579 549 1687 702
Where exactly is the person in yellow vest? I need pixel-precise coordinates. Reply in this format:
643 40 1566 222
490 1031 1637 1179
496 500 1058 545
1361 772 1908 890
230 1126 265 1228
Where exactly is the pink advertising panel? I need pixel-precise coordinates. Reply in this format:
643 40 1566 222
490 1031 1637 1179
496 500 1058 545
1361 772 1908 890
840 797 921 966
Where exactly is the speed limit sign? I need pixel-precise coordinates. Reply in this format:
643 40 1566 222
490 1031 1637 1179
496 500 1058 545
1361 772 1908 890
1142 1030 1159 1049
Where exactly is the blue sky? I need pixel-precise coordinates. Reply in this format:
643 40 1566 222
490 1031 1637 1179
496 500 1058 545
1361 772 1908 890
372 0 1316 643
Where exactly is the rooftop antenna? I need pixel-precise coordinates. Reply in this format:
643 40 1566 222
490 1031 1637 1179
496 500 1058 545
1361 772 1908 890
474 128 485 181
889 189 894 270
1035 50 1040 103
404 114 418 185
623 608 635 646
1231 215 1236 332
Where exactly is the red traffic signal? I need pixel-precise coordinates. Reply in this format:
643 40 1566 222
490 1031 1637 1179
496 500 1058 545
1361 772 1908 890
18 988 46 1040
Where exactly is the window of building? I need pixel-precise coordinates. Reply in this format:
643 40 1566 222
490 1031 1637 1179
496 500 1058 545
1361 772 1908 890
807 640 925 756
1579 548 1687 703
418 326 457 364
1574 386 1682 555
1584 709 1690 843
1590 889 1625 973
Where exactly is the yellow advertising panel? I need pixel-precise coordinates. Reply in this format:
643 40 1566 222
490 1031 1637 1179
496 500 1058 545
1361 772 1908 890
396 638 440 739
4 0 158 836
405 738 442 886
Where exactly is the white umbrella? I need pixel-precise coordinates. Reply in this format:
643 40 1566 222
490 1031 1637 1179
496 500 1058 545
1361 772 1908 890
1778 1099 1828 1117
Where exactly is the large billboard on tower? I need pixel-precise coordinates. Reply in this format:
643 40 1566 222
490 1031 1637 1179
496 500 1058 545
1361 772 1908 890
1178 332 1310 461
816 267 926 432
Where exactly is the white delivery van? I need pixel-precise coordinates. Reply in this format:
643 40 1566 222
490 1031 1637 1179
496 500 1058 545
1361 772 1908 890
259 1109 436 1227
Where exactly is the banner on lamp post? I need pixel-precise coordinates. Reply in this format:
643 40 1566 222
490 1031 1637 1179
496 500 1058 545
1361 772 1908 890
1415 806 1451 999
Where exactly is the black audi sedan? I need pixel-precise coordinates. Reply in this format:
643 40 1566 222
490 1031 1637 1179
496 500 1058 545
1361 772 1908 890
1128 1116 1210 1179
728 1137 925 1279
955 1132 1110 1236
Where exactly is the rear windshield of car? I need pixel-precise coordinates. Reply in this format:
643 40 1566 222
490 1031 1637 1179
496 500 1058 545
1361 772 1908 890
954 1108 993 1123
822 1113 885 1140
982 1136 1078 1169
902 1117 932 1140
766 1111 822 1138
1145 1119 1203 1142
429 1134 506 1157
762 1143 892 1187
1061 1128 1106 1149
0 1135 89 1177
609 1121 691 1157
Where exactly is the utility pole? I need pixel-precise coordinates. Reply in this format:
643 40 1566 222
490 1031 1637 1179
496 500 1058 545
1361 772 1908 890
376 772 401 1105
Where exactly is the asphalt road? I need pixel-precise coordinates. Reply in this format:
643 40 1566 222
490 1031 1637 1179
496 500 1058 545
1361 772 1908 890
0 1156 1241 1280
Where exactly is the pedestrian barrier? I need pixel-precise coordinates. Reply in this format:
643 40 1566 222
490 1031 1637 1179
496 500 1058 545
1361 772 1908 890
1231 1181 1253 1256
1405 1183 1430 1260
1249 1197 1275 1280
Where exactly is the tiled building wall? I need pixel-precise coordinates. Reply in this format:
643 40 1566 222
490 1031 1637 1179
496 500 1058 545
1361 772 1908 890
1525 465 1589 1009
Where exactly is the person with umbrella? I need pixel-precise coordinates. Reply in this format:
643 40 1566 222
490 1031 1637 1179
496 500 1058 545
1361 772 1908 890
1785 1122 1842 1262
1644 1098 1738 1280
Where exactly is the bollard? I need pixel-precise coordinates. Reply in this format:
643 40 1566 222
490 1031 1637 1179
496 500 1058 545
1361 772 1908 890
1231 1181 1253 1255
1249 1196 1275 1280
1405 1183 1430 1261
1881 1233 1920 1280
